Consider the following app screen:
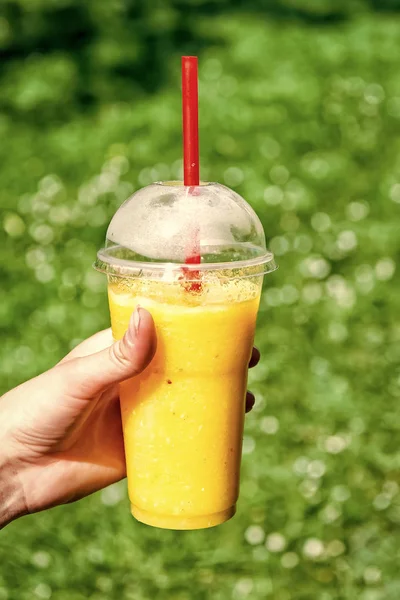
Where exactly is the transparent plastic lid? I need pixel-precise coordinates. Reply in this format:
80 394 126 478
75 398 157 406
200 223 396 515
95 181 277 280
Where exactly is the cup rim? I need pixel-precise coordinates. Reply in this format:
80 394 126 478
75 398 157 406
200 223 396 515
95 246 277 279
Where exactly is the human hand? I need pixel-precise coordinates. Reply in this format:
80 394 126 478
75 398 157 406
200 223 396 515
0 307 155 528
0 307 260 527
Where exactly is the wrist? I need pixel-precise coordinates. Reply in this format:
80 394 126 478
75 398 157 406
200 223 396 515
0 453 28 529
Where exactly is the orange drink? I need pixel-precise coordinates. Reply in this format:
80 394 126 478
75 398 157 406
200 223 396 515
108 277 261 529
95 180 276 529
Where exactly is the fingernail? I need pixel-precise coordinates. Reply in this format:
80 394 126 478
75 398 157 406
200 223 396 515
133 306 141 335
126 307 141 344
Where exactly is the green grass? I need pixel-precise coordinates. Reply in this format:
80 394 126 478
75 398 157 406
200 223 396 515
1 6 400 600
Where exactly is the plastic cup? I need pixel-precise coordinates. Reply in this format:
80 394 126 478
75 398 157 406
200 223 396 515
95 181 276 529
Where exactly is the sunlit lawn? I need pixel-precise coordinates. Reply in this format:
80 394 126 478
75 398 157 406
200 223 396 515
1 9 400 600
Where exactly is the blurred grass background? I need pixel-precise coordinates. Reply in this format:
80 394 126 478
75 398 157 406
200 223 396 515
1 0 400 598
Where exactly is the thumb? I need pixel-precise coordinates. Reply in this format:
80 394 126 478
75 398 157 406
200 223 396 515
67 307 156 398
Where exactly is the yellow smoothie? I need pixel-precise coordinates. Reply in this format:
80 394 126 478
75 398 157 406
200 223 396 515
108 277 261 529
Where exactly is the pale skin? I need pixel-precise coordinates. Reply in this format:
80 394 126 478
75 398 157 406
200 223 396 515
0 307 260 529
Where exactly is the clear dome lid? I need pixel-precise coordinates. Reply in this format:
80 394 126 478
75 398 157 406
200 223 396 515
95 181 276 279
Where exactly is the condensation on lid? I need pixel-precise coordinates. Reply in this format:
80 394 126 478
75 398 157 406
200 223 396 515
95 181 277 278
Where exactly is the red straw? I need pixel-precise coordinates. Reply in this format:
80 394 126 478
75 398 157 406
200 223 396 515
181 56 201 291
182 56 200 187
